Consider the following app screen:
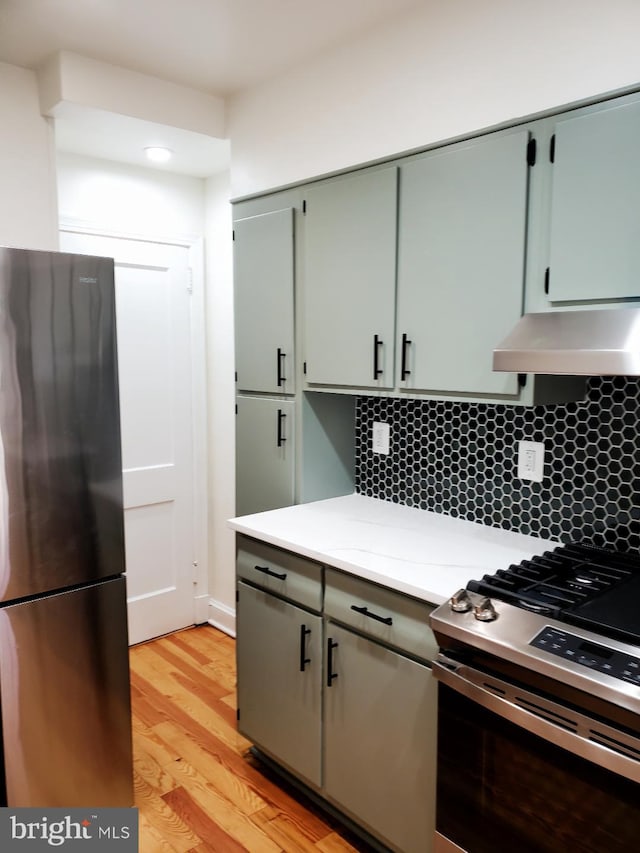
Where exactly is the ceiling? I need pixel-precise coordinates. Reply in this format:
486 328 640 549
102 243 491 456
53 103 232 179
0 0 422 97
0 0 422 177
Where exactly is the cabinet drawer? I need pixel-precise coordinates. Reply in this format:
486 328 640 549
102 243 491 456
236 535 322 611
324 568 437 662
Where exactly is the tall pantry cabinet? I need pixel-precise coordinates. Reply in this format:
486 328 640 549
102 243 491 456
233 193 355 518
234 208 297 516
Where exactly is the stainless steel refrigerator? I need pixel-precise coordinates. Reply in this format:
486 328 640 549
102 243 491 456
0 247 133 807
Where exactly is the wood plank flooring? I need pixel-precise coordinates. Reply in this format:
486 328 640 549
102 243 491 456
130 625 375 852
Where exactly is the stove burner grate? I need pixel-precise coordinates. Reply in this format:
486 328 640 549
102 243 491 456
467 542 637 618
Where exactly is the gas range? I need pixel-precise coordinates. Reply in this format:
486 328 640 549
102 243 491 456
430 542 640 852
430 542 640 717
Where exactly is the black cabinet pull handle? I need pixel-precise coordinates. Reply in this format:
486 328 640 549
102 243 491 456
254 564 287 580
401 333 412 381
300 625 311 672
327 638 339 686
350 604 393 626
277 348 286 386
373 334 384 380
277 409 286 447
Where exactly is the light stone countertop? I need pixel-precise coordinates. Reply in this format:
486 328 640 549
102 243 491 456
228 493 557 605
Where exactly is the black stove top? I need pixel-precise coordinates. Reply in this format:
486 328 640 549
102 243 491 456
467 542 640 646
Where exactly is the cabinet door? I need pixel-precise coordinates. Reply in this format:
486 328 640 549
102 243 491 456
548 97 640 303
324 624 437 853
234 209 295 393
236 396 295 516
303 169 397 389
236 582 322 787
397 131 530 396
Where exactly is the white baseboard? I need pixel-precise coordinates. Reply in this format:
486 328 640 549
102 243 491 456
207 598 236 638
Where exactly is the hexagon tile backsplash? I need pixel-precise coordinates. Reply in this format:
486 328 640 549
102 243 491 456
355 376 640 552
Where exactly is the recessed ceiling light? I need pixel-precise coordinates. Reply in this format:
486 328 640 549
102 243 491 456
144 146 173 163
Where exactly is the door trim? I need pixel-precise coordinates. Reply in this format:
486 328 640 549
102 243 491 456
59 219 209 624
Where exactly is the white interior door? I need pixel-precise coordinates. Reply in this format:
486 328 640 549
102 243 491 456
59 231 199 644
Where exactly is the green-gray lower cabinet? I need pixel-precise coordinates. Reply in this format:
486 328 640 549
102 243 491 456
235 542 438 853
324 622 437 853
235 395 295 517
236 581 322 788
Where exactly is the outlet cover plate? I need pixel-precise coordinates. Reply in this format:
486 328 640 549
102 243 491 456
372 422 390 455
518 439 545 482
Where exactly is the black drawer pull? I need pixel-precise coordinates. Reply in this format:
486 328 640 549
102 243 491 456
350 604 393 626
373 334 384 379
277 409 286 447
327 638 339 686
401 333 412 381
277 347 286 386
300 625 311 672
254 564 287 581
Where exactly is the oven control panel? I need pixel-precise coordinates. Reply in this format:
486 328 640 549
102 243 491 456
531 626 640 686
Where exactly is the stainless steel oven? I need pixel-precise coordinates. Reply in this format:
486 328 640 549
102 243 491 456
430 543 640 853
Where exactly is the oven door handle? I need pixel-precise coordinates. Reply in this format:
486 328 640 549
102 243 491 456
433 654 640 785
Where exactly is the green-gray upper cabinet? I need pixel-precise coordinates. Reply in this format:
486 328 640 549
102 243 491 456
236 395 295 516
547 95 640 303
396 130 530 396
234 209 295 393
303 168 397 389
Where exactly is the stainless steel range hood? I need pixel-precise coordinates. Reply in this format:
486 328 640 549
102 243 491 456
493 308 640 376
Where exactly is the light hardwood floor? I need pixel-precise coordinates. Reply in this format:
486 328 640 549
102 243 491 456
130 625 376 852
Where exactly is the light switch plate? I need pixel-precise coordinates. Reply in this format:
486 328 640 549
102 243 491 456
372 422 390 454
518 439 545 482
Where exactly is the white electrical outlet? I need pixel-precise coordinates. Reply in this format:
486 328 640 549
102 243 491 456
372 422 390 455
517 440 545 482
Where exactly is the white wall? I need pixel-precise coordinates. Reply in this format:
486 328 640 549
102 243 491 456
56 151 205 237
40 52 225 138
227 0 640 197
204 172 236 634
0 62 58 249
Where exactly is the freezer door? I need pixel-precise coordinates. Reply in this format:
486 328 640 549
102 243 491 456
0 577 133 807
0 248 125 601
